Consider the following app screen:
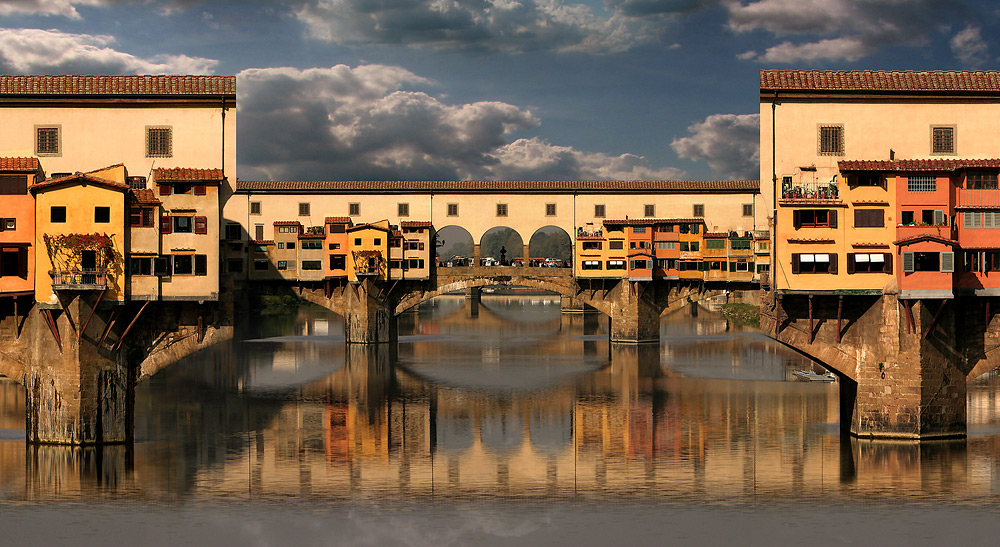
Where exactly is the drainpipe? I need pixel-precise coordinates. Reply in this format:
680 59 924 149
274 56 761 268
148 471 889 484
771 93 779 292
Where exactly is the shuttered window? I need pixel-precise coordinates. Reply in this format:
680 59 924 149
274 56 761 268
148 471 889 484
854 209 884 228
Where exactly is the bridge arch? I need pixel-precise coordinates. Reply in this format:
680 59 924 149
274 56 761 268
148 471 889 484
394 275 612 316
528 225 573 266
479 226 525 265
435 225 474 266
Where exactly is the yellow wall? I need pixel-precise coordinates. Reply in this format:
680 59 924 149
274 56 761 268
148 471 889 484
347 221 390 282
34 182 126 303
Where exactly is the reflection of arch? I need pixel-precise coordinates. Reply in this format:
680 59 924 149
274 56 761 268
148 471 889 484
479 226 524 263
529 225 572 263
435 225 474 264
529 410 572 454
481 411 524 453
437 412 476 453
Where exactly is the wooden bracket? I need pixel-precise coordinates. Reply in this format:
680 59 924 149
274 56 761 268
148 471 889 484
114 301 150 352
98 307 121 348
836 296 843 344
40 308 62 353
923 299 948 339
81 290 105 335
808 294 814 344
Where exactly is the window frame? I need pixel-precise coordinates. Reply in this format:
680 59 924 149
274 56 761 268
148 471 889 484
644 204 655 218
545 203 556 216
398 203 409 217
35 125 61 156
594 204 606 218
145 126 172 158
50 206 67 223
496 203 507 217
930 125 956 155
298 202 310 217
693 204 705 218
447 203 459 217
907 175 936 193
349 203 361 216
817 124 844 156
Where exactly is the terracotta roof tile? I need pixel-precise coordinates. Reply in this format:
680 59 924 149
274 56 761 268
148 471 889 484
235 180 759 193
787 238 836 244
325 216 352 224
251 240 274 245
0 75 235 96
762 70 1000 92
0 157 41 172
705 232 729 238
273 221 301 226
131 188 161 204
603 218 700 226
152 168 224 182
400 221 433 228
839 159 1000 172
30 172 129 193
893 233 958 247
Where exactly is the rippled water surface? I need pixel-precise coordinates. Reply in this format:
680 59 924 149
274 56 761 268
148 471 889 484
2 295 1000 545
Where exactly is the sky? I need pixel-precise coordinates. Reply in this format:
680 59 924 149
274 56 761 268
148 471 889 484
0 0 996 182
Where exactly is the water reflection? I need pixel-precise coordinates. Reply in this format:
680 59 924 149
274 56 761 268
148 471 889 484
1 296 1000 506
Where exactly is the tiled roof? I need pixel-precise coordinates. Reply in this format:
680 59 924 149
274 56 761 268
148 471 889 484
347 223 391 233
762 70 1000 92
705 232 728 238
665 218 707 224
30 172 129 193
851 200 890 206
152 168 224 182
131 189 161 204
603 218 700 226
778 198 847 206
401 221 433 228
893 233 958 247
787 238 836 244
839 159 1000 172
273 221 301 226
0 157 41 171
852 243 891 248
325 216 351 224
0 75 235 95
251 240 274 245
235 180 759 193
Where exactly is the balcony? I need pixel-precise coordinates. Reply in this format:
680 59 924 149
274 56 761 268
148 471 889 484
780 180 841 203
51 269 109 290
957 189 1000 209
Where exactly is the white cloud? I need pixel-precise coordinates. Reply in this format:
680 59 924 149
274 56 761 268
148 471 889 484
727 0 965 63
0 28 218 74
951 25 989 67
294 0 646 54
671 113 759 180
0 0 105 19
237 65 683 181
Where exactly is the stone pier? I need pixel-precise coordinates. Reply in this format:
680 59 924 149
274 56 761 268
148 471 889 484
763 291 973 440
607 281 661 343
345 278 396 344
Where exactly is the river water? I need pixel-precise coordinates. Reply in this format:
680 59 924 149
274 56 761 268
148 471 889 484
2 295 1000 545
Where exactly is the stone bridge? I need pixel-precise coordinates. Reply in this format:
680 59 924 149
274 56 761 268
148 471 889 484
288 266 729 344
762 289 1000 441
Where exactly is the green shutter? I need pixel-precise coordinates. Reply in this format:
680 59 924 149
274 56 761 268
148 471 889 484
941 251 955 273
902 252 914 273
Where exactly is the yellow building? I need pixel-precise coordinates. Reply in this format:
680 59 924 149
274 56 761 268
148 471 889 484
32 165 129 304
347 221 391 282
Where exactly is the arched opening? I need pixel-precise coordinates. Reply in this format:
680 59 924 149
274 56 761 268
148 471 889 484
480 226 524 266
435 225 474 267
529 225 572 268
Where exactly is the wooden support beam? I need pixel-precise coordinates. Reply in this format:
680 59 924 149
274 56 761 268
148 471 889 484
13 296 19 338
114 301 150 352
775 295 783 335
923 299 948 339
55 294 77 333
836 296 843 343
987 298 991 330
808 295 814 344
40 309 62 353
903 299 916 334
80 290 105 335
98 307 121 348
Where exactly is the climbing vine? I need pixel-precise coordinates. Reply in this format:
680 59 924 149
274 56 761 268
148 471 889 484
43 233 120 274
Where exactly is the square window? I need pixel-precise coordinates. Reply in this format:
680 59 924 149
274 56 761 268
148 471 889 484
173 254 193 275
967 171 998 190
174 216 193 233
250 201 261 215
50 206 66 223
545 203 556 216
286 242 295 250
594 204 606 218
398 203 409 217
497 203 508 217
374 238 381 246
742 203 753 217
4 218 14 230
931 126 955 155
349 203 360 216
146 126 172 158
818 125 844 156
95 206 110 223
354 238 362 246
36 126 60 156
644 204 654 217
908 175 936 192
299 202 310 216
448 203 459 216
693 204 705 217
227 259 243 273
226 224 241 240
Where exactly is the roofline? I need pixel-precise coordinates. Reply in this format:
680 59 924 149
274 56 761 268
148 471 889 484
234 180 760 195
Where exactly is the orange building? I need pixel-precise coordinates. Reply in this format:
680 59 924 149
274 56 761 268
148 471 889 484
324 217 352 280
0 157 42 297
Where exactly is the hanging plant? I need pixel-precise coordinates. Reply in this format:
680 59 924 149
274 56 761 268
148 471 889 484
44 232 120 273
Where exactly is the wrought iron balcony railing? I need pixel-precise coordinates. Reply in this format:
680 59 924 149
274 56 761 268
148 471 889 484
50 269 109 290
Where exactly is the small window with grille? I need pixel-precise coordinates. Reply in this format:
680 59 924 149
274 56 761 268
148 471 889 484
594 204 606 218
299 202 310 216
349 203 360 216
447 203 459 216
36 126 60 156
742 203 753 217
693 204 705 217
644 204 654 217
545 203 556 216
398 203 409 217
818 125 844 156
146 126 172 158
931 126 955 155
496 203 507 217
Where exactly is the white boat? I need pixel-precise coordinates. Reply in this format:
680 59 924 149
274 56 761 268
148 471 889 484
792 370 837 382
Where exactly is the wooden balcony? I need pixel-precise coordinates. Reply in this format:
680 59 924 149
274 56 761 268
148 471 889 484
51 269 108 291
957 189 1000 209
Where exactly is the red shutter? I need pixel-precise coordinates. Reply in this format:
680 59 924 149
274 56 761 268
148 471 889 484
884 253 893 274
829 253 838 274
791 254 800 274
18 248 28 279
847 253 855 274
829 210 838 228
418 242 424 250
194 184 206 196
194 216 208 234
160 215 172 234
793 210 801 229
158 184 170 196
0 218 5 232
